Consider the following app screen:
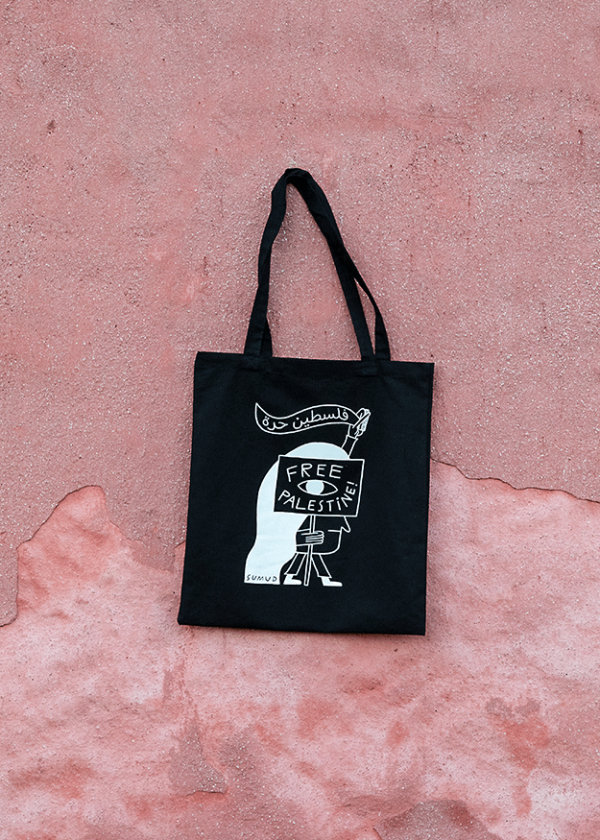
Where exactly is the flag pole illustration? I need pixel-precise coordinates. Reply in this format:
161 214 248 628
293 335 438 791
303 515 317 587
244 404 371 587
341 408 371 456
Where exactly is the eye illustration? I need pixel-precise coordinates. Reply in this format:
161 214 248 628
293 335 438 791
298 479 338 497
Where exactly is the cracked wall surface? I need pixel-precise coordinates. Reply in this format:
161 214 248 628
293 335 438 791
3 468 600 838
2 0 600 836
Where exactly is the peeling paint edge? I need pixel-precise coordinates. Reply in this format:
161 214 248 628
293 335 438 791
432 458 600 508
0 486 112 629
0 606 18 627
3 465 599 631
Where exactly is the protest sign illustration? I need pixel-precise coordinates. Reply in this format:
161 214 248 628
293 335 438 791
274 456 364 517
244 403 371 587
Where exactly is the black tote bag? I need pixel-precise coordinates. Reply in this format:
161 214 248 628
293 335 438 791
178 169 433 634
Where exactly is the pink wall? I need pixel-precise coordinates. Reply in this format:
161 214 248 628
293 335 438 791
2 1 600 837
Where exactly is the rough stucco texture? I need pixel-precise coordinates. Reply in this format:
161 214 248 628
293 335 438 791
3 0 600 836
3 0 600 619
4 468 600 839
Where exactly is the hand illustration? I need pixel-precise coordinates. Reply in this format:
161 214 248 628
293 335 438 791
350 408 371 439
298 530 325 546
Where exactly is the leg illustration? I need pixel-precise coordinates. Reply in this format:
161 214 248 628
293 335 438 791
312 554 343 587
282 552 306 585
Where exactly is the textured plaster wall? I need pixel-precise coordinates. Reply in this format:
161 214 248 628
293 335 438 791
2 0 600 837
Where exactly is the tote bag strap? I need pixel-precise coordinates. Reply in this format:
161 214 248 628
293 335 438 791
244 168 391 361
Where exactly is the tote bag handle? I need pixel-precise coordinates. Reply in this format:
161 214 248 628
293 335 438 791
244 169 391 361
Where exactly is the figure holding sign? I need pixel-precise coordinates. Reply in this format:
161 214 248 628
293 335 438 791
280 515 351 586
273 454 364 586
244 405 370 587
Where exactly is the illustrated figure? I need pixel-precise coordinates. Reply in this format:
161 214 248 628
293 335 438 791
244 406 370 587
280 515 350 586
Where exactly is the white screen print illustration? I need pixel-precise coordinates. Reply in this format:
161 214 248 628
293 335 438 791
244 404 371 587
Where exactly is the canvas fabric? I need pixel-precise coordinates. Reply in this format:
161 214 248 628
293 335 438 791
178 169 433 634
